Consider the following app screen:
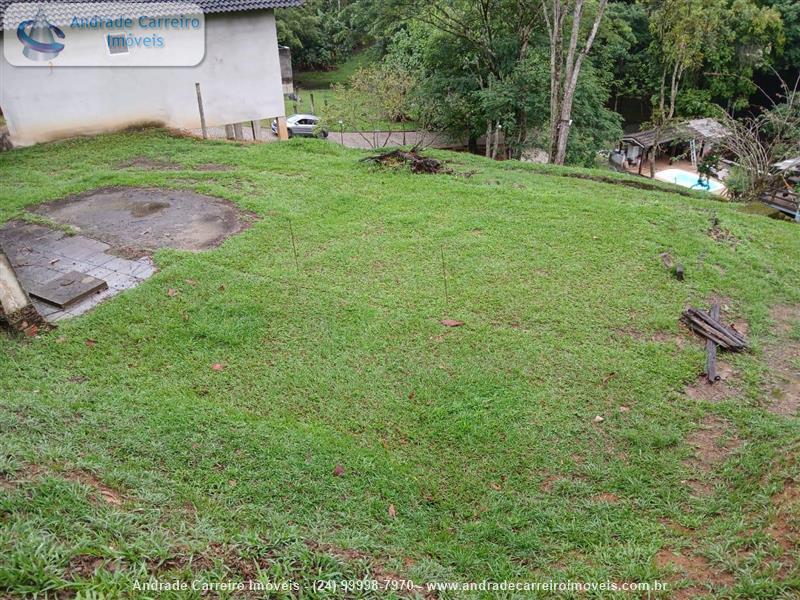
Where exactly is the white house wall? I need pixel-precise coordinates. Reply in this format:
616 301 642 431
0 9 285 146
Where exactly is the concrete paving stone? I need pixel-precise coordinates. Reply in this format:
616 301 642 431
0 221 157 324
27 271 109 309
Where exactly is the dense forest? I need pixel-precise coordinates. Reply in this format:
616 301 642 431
276 1 798 184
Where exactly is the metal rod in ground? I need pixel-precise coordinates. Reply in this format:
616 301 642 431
706 302 720 382
195 83 208 140
440 245 449 309
288 219 300 272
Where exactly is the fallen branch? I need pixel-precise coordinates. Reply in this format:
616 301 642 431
361 147 451 175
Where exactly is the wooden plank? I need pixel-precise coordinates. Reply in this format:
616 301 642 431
251 120 262 141
682 307 748 350
195 83 207 140
706 303 720 382
276 116 289 141
225 124 235 140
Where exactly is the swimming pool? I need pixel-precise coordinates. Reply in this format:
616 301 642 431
655 168 726 194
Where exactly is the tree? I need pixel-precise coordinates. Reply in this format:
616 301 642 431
321 63 418 148
541 0 609 165
276 0 366 71
717 75 800 202
638 0 724 177
392 0 542 158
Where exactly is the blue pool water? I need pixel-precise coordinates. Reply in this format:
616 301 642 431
656 168 725 193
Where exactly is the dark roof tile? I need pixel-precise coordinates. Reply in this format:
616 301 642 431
1 0 303 29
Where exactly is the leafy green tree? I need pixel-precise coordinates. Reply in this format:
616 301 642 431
542 0 610 164
703 0 783 111
320 63 418 146
760 0 800 72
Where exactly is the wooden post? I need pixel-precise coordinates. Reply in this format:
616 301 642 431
0 248 45 334
233 123 244 141
705 303 721 382
276 116 289 141
638 146 645 176
225 124 235 140
195 83 207 139
251 120 262 141
310 92 316 115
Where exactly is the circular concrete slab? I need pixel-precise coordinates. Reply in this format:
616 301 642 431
33 187 252 257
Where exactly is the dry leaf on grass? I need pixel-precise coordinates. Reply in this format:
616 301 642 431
440 319 464 328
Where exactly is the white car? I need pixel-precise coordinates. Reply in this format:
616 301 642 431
272 114 328 138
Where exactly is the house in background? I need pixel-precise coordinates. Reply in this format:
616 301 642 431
616 118 730 176
763 156 800 221
0 0 303 147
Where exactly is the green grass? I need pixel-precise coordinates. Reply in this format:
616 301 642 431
288 50 418 131
284 88 338 118
1 129 799 598
294 50 378 90
284 88 418 132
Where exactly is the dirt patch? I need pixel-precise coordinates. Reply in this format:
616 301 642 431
655 549 733 598
707 222 738 246
768 479 800 555
592 492 620 503
67 554 107 579
764 305 800 416
685 361 739 402
540 474 560 493
0 464 122 506
617 327 698 350
770 305 800 336
195 163 233 172
0 463 42 489
306 541 429 598
118 157 182 171
64 470 123 506
683 416 741 496
32 187 254 258
659 518 695 536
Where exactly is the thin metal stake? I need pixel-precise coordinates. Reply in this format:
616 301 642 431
288 219 300 272
440 245 449 309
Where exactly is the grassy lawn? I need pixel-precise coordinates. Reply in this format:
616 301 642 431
294 50 378 90
1 129 799 598
284 88 338 119
288 50 417 131
284 88 418 133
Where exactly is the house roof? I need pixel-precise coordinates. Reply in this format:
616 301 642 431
622 118 730 148
1 0 304 30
